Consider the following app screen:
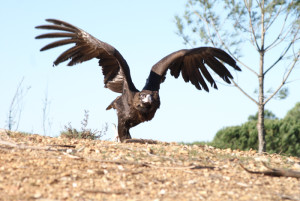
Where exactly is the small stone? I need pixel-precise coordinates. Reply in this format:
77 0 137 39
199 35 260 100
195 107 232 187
87 169 95 174
33 192 42 198
159 189 166 195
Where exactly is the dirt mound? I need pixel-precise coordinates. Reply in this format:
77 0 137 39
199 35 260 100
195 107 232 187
0 131 299 201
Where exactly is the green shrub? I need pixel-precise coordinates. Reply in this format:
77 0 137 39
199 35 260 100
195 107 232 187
211 102 300 156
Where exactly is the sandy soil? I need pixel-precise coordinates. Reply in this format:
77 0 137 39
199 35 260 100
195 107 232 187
0 131 299 201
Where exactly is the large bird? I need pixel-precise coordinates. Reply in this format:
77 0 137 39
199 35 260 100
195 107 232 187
36 19 241 142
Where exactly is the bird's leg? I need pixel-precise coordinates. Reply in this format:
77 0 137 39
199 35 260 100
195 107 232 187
118 123 131 142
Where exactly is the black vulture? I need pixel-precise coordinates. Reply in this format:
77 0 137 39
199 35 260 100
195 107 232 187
36 19 241 142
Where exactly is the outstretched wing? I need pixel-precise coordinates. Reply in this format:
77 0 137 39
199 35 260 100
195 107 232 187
35 19 138 93
143 47 241 92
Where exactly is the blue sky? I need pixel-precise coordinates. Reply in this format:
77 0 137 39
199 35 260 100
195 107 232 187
0 1 299 142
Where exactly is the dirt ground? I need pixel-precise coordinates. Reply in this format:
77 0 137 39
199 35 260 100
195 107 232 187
0 131 299 201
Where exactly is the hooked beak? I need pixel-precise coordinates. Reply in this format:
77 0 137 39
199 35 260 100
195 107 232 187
142 94 152 104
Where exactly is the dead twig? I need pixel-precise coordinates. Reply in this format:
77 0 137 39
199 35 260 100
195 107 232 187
84 189 126 195
240 162 300 178
123 138 161 144
47 144 76 148
147 164 215 170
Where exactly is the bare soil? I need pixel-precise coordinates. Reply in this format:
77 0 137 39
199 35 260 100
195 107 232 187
0 131 299 201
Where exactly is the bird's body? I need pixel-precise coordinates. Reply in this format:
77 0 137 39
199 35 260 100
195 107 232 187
106 89 160 141
36 19 241 142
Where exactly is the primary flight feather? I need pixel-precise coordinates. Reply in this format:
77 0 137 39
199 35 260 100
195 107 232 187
36 19 241 142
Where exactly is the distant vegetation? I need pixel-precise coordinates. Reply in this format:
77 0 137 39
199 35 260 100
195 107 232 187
187 102 300 156
210 102 300 156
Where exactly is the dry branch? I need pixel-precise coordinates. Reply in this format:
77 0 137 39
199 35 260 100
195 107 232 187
240 162 300 178
84 189 126 195
123 138 160 144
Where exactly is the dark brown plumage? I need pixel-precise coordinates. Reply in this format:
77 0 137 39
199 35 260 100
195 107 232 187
36 19 241 142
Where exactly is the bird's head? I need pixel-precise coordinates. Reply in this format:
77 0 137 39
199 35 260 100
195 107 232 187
133 90 160 113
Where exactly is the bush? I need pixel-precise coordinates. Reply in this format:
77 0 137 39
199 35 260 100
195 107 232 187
60 110 107 140
211 102 300 156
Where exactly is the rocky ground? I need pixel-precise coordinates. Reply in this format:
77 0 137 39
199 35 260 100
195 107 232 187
0 131 299 201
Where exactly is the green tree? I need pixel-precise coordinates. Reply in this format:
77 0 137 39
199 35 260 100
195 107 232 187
176 0 300 153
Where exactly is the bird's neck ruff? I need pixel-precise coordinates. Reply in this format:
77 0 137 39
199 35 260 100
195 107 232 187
143 71 161 91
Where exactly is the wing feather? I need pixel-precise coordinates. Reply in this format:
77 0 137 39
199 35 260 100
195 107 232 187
144 47 240 91
181 57 191 82
212 48 241 70
191 57 208 91
36 19 137 93
40 39 78 51
205 56 232 84
35 25 75 33
194 55 217 89
54 46 82 65
36 32 76 39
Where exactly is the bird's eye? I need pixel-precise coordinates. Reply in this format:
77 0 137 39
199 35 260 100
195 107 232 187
140 94 146 98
